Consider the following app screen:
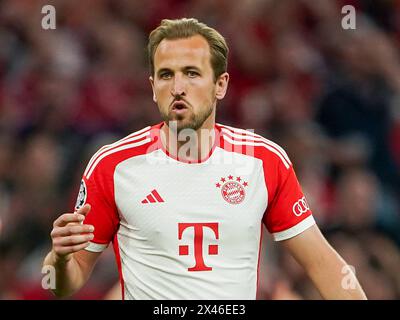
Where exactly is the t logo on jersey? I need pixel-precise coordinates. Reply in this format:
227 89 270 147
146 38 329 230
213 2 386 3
178 223 219 272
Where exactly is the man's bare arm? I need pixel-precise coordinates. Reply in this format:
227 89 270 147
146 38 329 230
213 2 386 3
281 224 367 299
43 204 101 298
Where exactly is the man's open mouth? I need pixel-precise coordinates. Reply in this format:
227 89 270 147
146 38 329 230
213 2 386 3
172 102 188 110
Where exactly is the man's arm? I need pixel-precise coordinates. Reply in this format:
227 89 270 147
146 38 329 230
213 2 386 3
43 204 101 298
281 224 367 299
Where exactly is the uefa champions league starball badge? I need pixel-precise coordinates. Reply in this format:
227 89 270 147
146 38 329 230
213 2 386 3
75 179 87 210
215 175 249 204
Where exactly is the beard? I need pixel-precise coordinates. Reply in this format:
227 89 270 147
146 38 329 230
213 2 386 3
160 102 214 132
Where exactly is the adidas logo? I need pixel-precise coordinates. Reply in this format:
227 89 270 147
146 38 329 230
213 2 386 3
141 189 165 204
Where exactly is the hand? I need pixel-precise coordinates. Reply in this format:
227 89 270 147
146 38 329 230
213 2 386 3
50 204 94 263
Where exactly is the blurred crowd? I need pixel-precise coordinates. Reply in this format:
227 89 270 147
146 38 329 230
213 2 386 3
0 0 399 299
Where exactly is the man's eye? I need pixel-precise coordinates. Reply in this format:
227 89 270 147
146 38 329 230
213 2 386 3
187 71 199 77
160 73 172 79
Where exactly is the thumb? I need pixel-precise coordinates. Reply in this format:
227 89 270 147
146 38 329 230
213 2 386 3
76 203 91 217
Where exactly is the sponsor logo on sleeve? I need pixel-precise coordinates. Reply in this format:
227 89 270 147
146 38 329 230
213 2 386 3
292 196 310 217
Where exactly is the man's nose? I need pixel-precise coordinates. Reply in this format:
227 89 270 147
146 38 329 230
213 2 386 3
170 74 186 97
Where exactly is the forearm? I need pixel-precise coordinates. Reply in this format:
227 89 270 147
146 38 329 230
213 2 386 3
305 250 367 300
43 251 88 298
44 205 98 298
282 225 367 300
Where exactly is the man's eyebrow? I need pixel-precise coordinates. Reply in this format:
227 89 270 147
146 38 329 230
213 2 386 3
157 66 201 75
183 66 201 71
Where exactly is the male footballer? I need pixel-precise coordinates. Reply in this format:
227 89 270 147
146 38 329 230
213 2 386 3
43 18 366 300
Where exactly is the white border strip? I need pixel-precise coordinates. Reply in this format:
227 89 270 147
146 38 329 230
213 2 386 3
272 215 316 241
222 135 290 169
220 128 291 164
85 242 108 252
84 127 151 177
86 137 152 179
218 124 291 165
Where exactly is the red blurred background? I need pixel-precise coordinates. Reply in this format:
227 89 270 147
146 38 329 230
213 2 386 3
0 0 399 299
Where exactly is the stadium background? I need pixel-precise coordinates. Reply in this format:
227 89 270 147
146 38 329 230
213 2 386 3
0 0 399 299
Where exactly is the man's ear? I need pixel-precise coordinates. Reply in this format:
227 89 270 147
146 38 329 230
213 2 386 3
215 72 229 100
149 76 157 103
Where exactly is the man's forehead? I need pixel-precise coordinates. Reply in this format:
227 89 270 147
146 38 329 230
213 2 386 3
154 35 211 69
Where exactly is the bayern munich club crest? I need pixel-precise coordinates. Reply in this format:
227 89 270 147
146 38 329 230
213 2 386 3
215 175 249 205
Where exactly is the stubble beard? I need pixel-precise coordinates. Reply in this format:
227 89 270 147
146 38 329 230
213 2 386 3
160 103 214 133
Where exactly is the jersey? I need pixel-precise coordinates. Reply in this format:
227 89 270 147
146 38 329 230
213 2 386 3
75 122 315 299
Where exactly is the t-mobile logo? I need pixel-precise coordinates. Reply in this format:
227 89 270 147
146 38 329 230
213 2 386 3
178 223 219 271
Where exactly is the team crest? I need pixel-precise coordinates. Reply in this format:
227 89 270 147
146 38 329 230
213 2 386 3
215 175 249 204
75 179 87 210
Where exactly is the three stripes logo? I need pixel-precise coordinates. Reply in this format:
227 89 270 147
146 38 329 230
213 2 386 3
141 189 165 204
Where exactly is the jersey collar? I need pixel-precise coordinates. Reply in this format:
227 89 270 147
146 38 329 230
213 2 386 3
150 122 220 164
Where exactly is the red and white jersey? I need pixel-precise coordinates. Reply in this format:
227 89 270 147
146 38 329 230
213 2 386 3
76 122 315 300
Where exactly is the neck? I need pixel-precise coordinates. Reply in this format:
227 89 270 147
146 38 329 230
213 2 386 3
160 113 216 162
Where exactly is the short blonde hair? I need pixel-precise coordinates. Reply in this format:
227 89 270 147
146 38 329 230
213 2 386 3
148 18 229 81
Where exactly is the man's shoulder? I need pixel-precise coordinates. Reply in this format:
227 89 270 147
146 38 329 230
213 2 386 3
83 124 160 179
217 123 292 170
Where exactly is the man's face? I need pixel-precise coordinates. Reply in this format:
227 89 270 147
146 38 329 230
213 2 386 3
150 35 228 132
